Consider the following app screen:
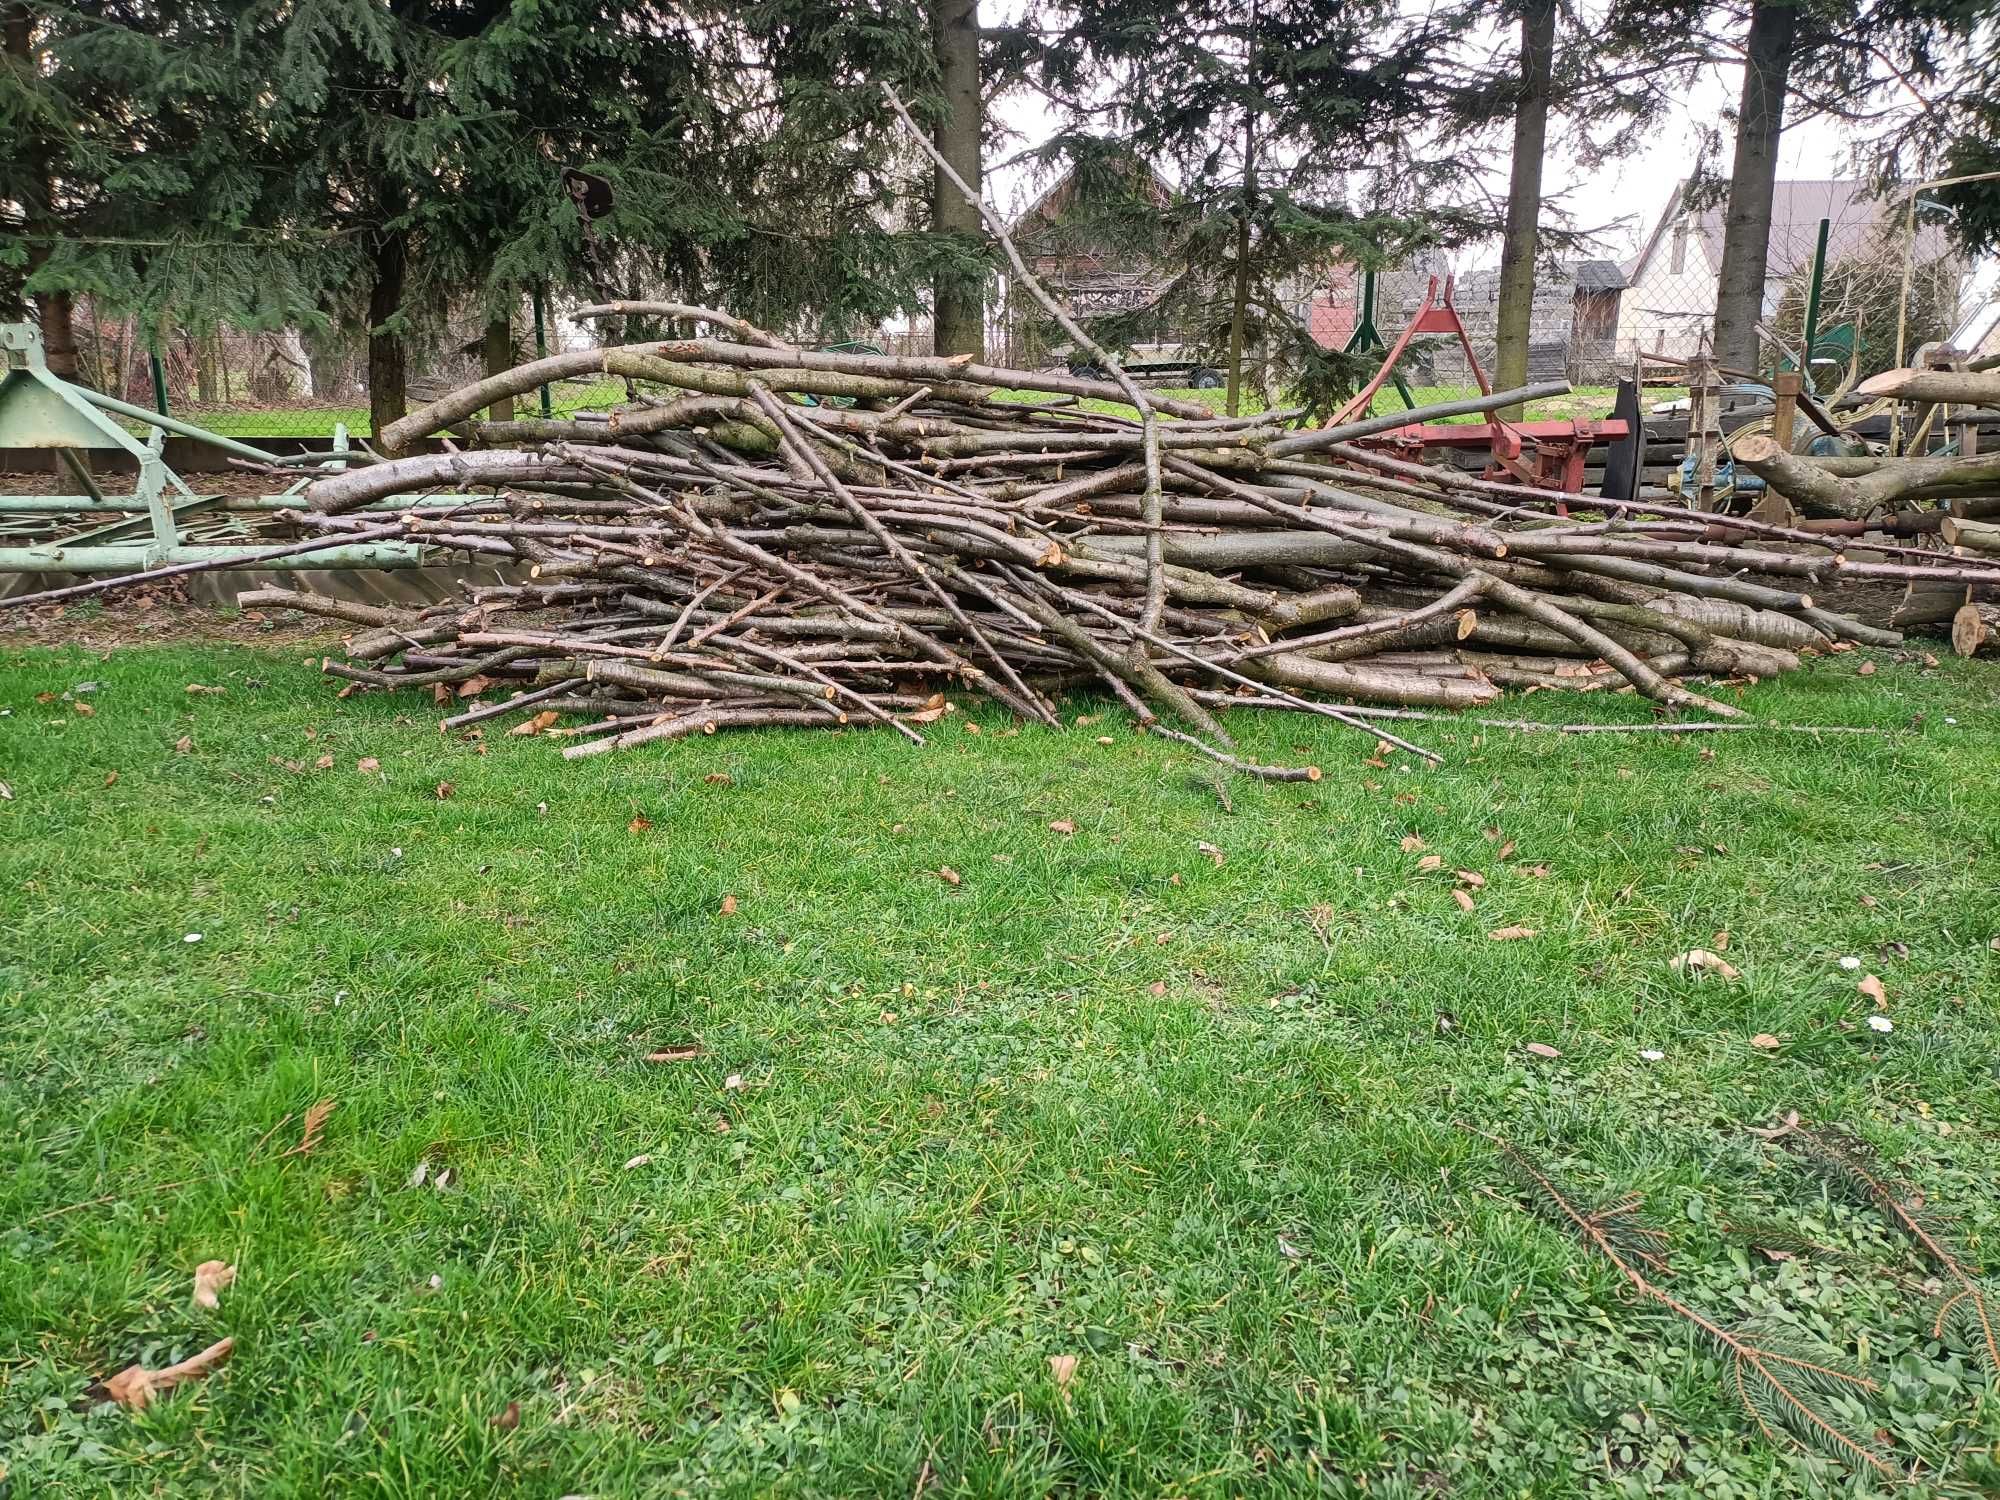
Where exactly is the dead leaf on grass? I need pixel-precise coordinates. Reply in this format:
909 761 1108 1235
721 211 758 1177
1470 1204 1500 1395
1525 1042 1562 1059
1670 949 1741 980
356 757 380 774
1496 839 1517 861
1416 853 1443 873
314 753 334 770
1451 888 1476 912
1048 1354 1078 1390
1196 841 1225 867
645 1046 703 1064
185 684 226 696
73 701 95 717
719 894 739 916
1857 974 1887 1006
627 815 653 834
192 1260 235 1310
103 770 119 788
99 1336 234 1411
623 1154 652 1170
284 1098 335 1157
456 675 495 699
1747 1109 1801 1140
509 710 560 737
1857 661 1877 676
1750 1033 1782 1051
435 781 454 800
1488 926 1537 941
1456 870 1485 889
703 772 733 785
174 736 193 755
1148 981 1167 997
1048 819 1077 835
937 866 963 886
489 1400 520 1430
1399 834 1427 853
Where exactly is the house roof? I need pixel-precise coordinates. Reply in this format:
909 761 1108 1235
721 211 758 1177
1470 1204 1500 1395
1624 179 1954 285
1573 258 1625 293
1008 158 1178 235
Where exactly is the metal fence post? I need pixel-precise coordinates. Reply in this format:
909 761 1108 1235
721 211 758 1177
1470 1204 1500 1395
1798 216 1830 389
147 336 170 419
533 282 553 418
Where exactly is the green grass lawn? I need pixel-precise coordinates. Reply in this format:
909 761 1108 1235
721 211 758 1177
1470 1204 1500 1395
2 636 1998 1496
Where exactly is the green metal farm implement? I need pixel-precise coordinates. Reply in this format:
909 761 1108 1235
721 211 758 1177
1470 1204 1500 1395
0 321 427 579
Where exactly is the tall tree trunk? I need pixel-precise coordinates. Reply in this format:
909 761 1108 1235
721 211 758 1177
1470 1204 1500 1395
1225 18 1259 418
1224 143 1255 418
368 231 409 439
929 0 985 359
484 308 515 422
1492 0 1556 421
1711 0 1796 373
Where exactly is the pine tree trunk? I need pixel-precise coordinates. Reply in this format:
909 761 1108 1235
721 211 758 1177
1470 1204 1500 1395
1225 46 1258 418
1492 0 1556 421
484 309 515 422
1711 0 1795 373
368 231 409 440
929 0 985 360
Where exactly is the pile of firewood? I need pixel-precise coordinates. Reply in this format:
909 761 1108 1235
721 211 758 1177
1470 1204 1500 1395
234 317 2000 777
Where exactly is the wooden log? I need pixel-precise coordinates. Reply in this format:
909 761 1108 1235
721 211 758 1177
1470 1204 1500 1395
1941 517 2000 556
1854 368 2000 406
1952 602 2000 657
1733 435 2000 518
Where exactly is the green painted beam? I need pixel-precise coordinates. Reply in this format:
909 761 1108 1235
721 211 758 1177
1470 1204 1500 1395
0 541 434 573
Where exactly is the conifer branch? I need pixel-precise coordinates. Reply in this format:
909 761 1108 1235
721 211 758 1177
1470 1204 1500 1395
1466 1127 1897 1479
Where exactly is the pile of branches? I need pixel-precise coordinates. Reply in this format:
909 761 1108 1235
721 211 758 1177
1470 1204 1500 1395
241 310 2000 777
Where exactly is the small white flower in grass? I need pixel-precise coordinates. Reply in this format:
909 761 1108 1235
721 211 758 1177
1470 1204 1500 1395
183 932 203 944
1838 956 1862 970
1640 1048 1665 1061
1867 1015 1894 1033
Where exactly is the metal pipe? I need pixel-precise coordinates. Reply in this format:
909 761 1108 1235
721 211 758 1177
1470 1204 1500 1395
1799 216 1828 388
77 388 284 465
0 541 433 574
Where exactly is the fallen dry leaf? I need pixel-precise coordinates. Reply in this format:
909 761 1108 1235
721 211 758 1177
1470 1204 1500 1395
285 1098 335 1157
1451 888 1476 912
1048 819 1077 836
906 703 950 724
103 770 119 788
1525 1042 1562 1059
1488 926 1537 941
192 1260 235 1311
937 866 963 886
73 701 95 717
1750 1033 1781 1051
489 1400 520 1430
100 1336 234 1411
627 815 653 834
1747 1109 1802 1141
356 756 380 774
1048 1354 1079 1390
1196 840 1225 868
1456 870 1485 889
185 684 225 696
1711 928 1730 951
509 710 561 737
456 675 495 699
724 1073 746 1091
1519 864 1550 878
1399 834 1427 853
1148 981 1167 997
703 772 733 785
1416 853 1443 873
1496 839 1517 861
719 894 739 916
1858 973 1888 1006
1670 949 1741 981
174 735 193 755
644 1046 703 1064
314 753 334 770
434 781 454 800
623 1154 652 1171
1856 660 1877 676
